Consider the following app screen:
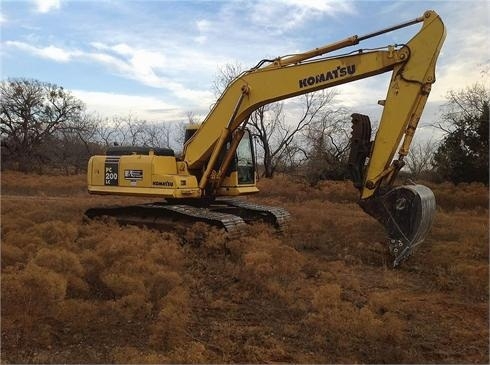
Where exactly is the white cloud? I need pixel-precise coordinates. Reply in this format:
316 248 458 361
3 40 214 109
87 45 213 107
86 51 131 74
196 19 211 32
336 78 388 110
112 43 134 56
84 42 168 88
72 90 183 122
40 45 72 62
280 0 353 13
165 80 214 105
248 0 355 33
194 35 207 44
33 0 60 13
194 19 212 44
4 41 73 62
429 2 490 101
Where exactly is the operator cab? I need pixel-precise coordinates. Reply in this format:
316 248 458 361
236 130 255 185
217 128 258 195
184 124 258 195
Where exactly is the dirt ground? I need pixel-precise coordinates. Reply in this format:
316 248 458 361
1 171 488 363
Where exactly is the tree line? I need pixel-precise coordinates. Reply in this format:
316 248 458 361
0 79 184 174
1 77 488 185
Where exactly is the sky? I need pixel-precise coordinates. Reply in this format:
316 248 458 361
1 0 489 144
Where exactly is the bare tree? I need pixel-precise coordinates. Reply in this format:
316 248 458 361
96 114 148 147
116 114 148 146
52 111 103 174
94 114 182 153
212 62 244 99
435 83 489 133
302 104 351 184
213 63 340 177
141 122 172 148
405 138 437 179
249 91 339 177
1 78 85 171
94 115 119 147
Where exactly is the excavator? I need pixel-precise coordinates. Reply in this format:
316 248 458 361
86 10 446 266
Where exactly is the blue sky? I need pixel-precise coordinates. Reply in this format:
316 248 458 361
1 0 489 142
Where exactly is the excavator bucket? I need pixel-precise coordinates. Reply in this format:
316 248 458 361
359 184 436 266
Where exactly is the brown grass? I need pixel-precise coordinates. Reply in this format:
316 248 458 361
425 181 489 211
1 171 488 363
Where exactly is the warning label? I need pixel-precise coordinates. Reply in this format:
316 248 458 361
124 169 143 180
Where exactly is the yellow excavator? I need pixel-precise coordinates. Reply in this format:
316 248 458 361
86 10 446 266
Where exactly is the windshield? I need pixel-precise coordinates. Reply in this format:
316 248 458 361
236 130 255 184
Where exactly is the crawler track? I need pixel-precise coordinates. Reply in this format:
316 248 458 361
84 198 290 236
217 198 290 232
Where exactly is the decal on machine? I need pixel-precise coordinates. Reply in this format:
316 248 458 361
153 181 174 187
104 157 120 186
299 64 356 88
124 169 143 181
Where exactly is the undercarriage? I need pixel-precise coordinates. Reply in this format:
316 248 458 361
84 198 290 238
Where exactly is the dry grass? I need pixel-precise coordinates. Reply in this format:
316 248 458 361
1 170 87 196
425 181 489 211
1 171 488 363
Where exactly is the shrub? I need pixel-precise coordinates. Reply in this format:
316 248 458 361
149 286 190 351
33 247 84 277
29 221 78 246
305 283 407 363
101 272 147 298
111 293 153 321
33 247 88 297
1 171 487 363
2 264 67 351
1 243 27 268
111 346 169 364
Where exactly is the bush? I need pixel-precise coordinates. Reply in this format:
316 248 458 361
1 171 487 363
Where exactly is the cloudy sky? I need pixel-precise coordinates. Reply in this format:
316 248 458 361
1 0 489 142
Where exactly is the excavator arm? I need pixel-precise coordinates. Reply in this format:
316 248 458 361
362 10 446 198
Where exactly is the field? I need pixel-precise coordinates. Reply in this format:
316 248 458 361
1 171 488 363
